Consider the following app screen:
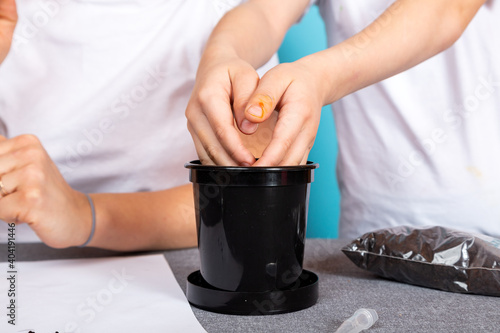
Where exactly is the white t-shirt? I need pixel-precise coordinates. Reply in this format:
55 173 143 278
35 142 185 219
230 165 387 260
315 0 500 238
0 0 277 242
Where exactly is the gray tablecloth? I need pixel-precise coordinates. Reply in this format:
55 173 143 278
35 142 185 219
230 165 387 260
2 239 499 332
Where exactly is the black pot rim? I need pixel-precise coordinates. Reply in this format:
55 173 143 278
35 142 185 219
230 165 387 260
185 160 318 186
185 160 318 171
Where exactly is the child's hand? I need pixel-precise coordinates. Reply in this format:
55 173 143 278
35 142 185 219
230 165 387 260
240 59 325 166
0 0 17 64
186 52 262 166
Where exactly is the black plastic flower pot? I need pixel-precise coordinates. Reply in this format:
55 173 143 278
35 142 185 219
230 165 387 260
185 160 318 293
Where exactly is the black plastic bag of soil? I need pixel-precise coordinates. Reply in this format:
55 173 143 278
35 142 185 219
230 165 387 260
342 226 500 296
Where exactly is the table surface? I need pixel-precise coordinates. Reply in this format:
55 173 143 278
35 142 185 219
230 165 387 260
2 239 499 332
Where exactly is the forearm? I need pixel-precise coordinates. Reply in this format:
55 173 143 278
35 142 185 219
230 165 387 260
202 0 309 68
87 184 197 251
0 0 17 63
299 0 486 105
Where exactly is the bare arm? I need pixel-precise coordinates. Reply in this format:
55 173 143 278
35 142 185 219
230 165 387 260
313 0 486 105
0 135 197 251
0 0 16 64
203 0 309 69
86 184 197 251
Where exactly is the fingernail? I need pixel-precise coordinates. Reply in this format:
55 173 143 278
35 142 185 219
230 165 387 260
241 162 251 167
240 119 259 133
246 105 263 118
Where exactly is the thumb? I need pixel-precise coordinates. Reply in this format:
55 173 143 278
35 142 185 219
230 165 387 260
244 67 290 126
231 67 260 135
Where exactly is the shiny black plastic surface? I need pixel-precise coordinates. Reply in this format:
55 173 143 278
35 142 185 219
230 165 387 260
186 161 318 293
186 269 319 315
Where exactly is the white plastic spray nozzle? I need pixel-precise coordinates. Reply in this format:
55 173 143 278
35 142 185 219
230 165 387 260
335 308 378 333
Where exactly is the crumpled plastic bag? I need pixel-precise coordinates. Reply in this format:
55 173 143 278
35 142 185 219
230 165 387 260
342 226 500 296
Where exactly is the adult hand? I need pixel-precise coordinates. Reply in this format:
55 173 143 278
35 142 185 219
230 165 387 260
237 59 324 166
186 51 275 166
0 135 92 248
0 0 17 64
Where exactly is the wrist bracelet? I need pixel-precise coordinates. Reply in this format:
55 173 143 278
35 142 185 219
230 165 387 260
79 193 96 248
